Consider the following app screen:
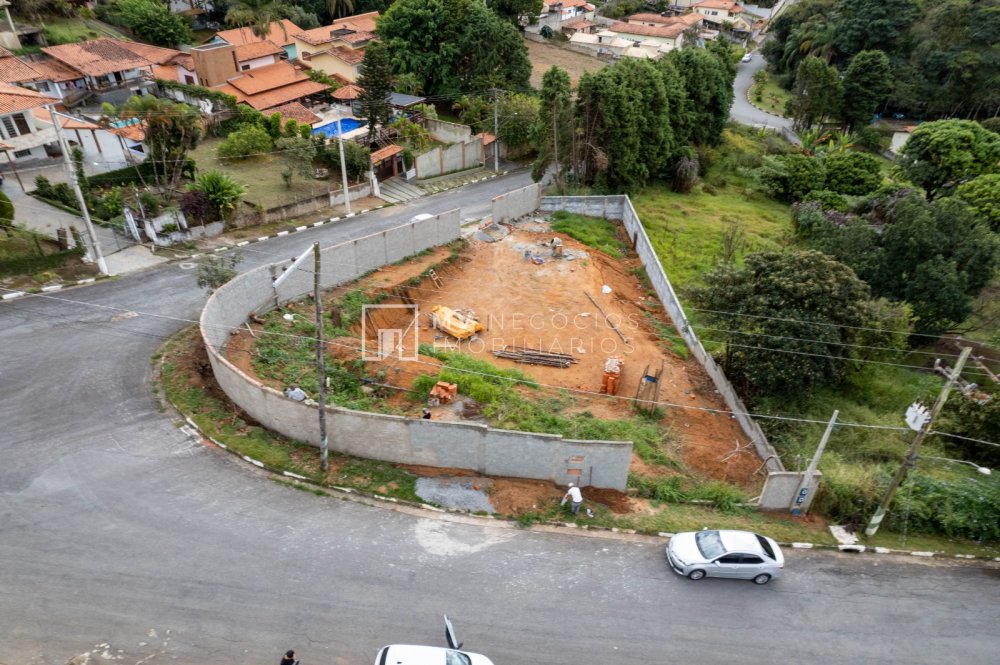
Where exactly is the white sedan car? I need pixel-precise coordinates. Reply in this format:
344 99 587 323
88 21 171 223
667 529 784 585
374 644 494 665
741 53 753 62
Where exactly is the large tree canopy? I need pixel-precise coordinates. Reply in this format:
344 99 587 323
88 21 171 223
895 120 1000 199
356 41 395 134
666 46 734 146
841 50 893 131
687 250 874 397
377 0 531 96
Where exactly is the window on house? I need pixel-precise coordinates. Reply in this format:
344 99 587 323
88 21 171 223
2 113 30 138
36 81 51 92
241 64 250 70
184 75 195 84
13 149 32 158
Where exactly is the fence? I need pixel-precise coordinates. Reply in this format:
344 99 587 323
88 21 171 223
199 209 632 489
414 138 484 180
539 195 784 472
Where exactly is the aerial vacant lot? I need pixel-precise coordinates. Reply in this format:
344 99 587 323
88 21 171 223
525 38 607 88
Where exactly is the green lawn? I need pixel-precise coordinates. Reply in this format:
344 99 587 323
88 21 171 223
189 138 337 210
40 17 128 44
631 184 791 289
749 78 792 118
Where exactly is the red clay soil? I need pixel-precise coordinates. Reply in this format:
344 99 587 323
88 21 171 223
223 226 767 514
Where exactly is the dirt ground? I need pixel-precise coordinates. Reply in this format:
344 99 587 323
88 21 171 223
525 39 607 89
223 222 765 515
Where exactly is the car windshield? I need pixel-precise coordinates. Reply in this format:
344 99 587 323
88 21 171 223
755 534 776 559
695 530 726 559
446 650 472 665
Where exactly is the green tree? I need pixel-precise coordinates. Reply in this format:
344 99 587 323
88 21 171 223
833 0 920 57
189 171 247 219
823 152 882 195
497 93 539 156
841 50 892 131
687 250 873 397
791 55 842 131
275 135 316 187
378 0 531 96
453 95 491 133
487 0 543 26
225 0 291 39
956 174 1000 232
759 153 827 201
319 140 370 181
530 66 572 184
896 120 1000 199
666 46 733 146
218 125 274 161
101 0 194 47
116 96 202 188
575 58 674 192
329 0 355 19
357 41 395 134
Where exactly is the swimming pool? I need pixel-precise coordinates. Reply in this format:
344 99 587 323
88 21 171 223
312 117 367 138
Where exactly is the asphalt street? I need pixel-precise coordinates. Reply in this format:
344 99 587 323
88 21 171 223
2 173 998 665
730 49 795 134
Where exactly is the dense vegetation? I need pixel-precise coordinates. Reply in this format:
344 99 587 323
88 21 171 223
764 0 1000 120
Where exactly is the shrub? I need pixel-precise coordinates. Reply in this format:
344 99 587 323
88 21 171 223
802 189 849 212
189 171 246 218
180 190 216 224
87 161 160 188
95 186 125 220
854 125 890 152
823 152 882 196
759 153 826 201
218 125 273 161
0 190 12 225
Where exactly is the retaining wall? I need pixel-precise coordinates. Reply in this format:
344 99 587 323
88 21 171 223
425 118 472 144
492 183 541 223
414 138 484 179
200 209 632 489
540 195 784 473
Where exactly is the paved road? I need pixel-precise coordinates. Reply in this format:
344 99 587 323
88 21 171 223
731 49 796 135
2 174 999 665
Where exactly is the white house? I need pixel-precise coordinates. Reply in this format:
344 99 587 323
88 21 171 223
0 82 58 163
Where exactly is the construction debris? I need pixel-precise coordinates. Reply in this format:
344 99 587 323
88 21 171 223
600 356 624 395
431 305 484 340
635 361 664 413
429 381 458 405
493 345 578 368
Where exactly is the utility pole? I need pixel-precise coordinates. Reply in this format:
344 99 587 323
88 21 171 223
314 241 329 473
492 88 500 172
48 104 108 276
790 410 837 516
552 98 560 188
865 346 972 536
336 115 351 216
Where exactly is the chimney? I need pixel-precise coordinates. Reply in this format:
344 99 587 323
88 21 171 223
190 42 240 88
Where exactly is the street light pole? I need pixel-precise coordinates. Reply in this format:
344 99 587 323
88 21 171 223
314 241 329 473
48 104 108 276
865 346 973 536
336 115 351 216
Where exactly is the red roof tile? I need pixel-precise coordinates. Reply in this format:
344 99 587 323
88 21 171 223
0 54 43 84
266 101 321 125
0 81 58 114
213 20 302 48
370 144 403 163
235 41 284 62
293 12 380 45
609 21 686 38
42 39 153 77
331 83 363 100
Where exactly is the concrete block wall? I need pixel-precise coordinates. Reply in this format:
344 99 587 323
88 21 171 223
414 139 484 179
759 471 822 511
425 118 472 144
540 195 784 473
200 209 632 490
492 183 541 223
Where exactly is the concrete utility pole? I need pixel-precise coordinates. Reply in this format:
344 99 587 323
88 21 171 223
314 241 329 473
48 104 108 276
865 346 973 536
492 88 500 172
336 114 351 216
790 410 838 516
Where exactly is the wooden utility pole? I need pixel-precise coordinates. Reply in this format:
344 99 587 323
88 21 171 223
864 347 972 537
314 241 329 472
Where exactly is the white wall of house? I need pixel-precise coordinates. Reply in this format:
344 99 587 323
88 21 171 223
177 65 199 85
0 110 58 159
238 54 279 71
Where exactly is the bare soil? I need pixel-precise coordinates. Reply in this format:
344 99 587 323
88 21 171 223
222 224 765 515
525 39 607 89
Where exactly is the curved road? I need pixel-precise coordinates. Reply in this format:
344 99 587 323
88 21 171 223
2 174 998 664
731 49 796 135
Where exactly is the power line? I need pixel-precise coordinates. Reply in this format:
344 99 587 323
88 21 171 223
5 287 998 449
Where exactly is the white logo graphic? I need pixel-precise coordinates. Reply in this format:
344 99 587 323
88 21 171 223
361 304 419 361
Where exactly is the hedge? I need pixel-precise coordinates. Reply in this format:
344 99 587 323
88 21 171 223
87 161 159 188
156 80 237 108
0 240 84 276
0 190 13 224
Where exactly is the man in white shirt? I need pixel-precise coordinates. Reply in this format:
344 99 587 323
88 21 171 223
562 483 584 515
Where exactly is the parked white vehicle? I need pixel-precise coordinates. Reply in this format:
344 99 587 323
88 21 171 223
374 617 495 665
666 529 784 585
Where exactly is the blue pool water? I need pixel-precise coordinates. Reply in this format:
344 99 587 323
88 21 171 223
312 117 367 138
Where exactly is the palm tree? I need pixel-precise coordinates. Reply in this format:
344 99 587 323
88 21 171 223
225 0 292 40
329 0 356 20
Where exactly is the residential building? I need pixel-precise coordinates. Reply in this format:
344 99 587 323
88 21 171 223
541 0 595 21
607 21 688 50
691 0 743 26
215 60 329 113
0 82 58 162
559 16 597 37
291 12 379 84
209 19 302 61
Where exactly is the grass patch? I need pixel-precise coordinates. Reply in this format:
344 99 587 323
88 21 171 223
188 138 346 211
550 210 626 258
749 78 792 117
41 17 128 44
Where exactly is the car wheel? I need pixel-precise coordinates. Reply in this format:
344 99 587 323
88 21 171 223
752 573 771 585
688 569 706 581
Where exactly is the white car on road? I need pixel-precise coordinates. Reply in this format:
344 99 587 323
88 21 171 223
375 616 495 665
667 529 784 584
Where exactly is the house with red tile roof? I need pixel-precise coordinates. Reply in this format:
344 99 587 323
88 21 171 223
541 0 595 21
214 60 329 113
290 11 380 83
0 82 59 163
208 19 303 60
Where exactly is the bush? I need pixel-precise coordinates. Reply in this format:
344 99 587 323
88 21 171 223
802 189 849 212
854 125 890 152
823 152 882 196
218 125 273 161
981 117 1000 135
0 190 12 224
87 161 160 188
759 153 826 201
95 186 125 220
213 105 265 137
139 191 161 216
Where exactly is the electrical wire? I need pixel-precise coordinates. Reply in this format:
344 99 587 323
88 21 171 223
4 286 998 449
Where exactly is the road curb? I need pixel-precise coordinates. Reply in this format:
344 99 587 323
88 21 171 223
170 405 1000 561
745 83 789 122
